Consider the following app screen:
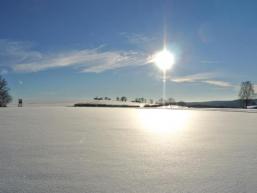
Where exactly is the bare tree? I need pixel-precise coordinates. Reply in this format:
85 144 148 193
0 75 12 107
239 81 255 108
157 98 164 104
149 99 154 104
167 97 175 105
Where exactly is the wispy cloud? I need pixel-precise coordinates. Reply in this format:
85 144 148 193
0 40 42 65
200 60 223 64
18 80 23 85
171 72 216 83
120 32 155 46
0 40 235 90
171 72 234 88
14 49 148 73
0 69 8 75
0 40 148 73
202 80 233 87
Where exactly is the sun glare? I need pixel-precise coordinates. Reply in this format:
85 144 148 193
153 49 175 72
137 109 190 136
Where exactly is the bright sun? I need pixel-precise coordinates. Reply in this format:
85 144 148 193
153 49 175 72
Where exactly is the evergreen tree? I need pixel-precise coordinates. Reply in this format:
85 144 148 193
0 76 12 107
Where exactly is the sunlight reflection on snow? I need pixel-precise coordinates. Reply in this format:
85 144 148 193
137 109 191 136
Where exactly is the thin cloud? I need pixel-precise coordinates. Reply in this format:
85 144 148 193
0 39 42 65
0 40 148 73
201 60 223 64
120 32 155 46
0 69 8 75
171 72 234 88
202 80 233 88
80 51 147 73
171 72 216 83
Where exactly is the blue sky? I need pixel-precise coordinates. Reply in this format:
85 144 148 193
1 0 257 102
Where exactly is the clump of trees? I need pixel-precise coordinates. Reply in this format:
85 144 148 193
177 101 186 106
93 96 128 102
94 96 111 100
0 75 12 107
116 96 127 102
239 81 255 108
120 96 127 102
132 97 147 103
156 97 176 105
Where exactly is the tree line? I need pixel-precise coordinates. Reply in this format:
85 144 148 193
0 74 256 108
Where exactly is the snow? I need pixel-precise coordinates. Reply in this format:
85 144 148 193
0 107 257 193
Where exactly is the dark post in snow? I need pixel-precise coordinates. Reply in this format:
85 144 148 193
18 99 23 107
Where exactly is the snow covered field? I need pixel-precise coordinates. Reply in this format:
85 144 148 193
0 107 257 193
